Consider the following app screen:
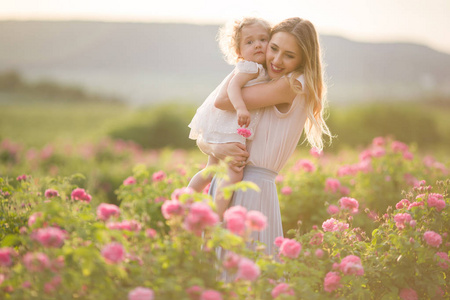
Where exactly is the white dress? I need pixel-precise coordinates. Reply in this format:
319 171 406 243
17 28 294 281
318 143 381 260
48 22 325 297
188 60 269 145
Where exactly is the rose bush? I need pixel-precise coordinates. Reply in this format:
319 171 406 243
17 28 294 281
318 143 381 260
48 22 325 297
0 137 448 299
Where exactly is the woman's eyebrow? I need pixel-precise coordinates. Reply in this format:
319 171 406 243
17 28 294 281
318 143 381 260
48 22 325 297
270 42 297 55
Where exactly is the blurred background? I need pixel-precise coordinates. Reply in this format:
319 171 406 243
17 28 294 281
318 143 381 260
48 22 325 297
1 0 449 154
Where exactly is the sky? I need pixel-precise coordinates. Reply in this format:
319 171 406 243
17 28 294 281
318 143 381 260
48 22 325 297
1 0 450 54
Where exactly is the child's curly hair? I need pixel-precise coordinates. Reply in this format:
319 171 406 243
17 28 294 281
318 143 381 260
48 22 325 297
217 17 271 65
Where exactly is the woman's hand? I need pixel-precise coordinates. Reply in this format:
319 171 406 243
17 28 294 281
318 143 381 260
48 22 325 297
197 139 249 172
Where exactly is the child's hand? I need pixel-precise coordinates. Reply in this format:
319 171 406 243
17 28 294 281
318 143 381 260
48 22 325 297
237 108 251 127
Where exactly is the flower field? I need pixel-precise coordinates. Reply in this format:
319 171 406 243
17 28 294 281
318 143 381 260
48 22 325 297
0 136 449 299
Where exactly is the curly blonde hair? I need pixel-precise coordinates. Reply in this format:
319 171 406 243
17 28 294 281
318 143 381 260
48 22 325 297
272 17 332 150
217 17 271 65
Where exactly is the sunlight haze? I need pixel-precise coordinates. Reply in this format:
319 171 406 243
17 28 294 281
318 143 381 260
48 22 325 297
1 0 449 54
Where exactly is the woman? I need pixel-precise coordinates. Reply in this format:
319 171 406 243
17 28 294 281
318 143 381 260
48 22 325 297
197 17 331 255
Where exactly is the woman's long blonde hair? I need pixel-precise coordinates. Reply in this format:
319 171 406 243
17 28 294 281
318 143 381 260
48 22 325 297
272 17 332 150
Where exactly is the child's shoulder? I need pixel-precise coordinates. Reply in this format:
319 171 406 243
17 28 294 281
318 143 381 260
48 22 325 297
286 73 305 88
236 60 264 74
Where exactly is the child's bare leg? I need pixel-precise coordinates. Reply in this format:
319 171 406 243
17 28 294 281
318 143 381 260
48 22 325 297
187 155 219 192
215 165 244 220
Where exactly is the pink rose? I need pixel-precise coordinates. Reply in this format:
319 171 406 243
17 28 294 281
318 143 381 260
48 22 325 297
237 128 252 138
309 147 323 157
28 212 43 227
324 271 341 293
128 287 154 300
436 252 450 269
399 288 418 300
145 228 157 238
152 170 166 182
309 232 324 246
246 210 267 232
97 203 120 221
224 206 247 236
102 243 125 264
372 136 385 146
171 187 195 200
280 186 292 195
274 236 285 248
339 255 364 276
23 252 50 272
0 248 15 267
339 197 359 214
393 213 412 230
236 257 260 281
271 283 295 298
322 218 349 232
395 199 411 210
293 159 316 172
423 231 442 247
315 249 324 258
16 174 28 181
71 188 92 202
200 289 222 300
161 199 184 219
223 252 241 270
279 238 301 259
325 178 341 193
186 285 203 300
427 193 446 212
391 141 409 153
32 227 66 248
44 189 59 198
123 176 136 186
327 205 339 215
184 202 219 236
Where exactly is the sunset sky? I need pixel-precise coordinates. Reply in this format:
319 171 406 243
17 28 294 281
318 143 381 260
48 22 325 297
1 0 449 54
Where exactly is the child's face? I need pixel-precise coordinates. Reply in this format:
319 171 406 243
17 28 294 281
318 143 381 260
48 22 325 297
237 24 269 65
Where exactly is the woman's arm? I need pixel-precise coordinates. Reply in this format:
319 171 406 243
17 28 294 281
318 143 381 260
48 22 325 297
196 139 249 171
215 77 299 111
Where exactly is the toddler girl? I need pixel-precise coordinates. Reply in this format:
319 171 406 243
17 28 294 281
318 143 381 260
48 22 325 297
188 17 271 218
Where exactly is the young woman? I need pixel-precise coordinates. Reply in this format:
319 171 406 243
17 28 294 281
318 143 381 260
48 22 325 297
197 17 332 255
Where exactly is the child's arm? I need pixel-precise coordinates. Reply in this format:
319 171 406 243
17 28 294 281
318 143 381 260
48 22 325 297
227 71 259 127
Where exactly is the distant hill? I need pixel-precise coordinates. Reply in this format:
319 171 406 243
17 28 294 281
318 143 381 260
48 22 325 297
1 20 450 105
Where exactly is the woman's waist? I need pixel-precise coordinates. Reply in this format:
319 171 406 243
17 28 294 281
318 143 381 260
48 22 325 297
243 165 278 181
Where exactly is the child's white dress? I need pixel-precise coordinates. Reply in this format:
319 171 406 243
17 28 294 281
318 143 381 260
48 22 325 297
188 60 269 145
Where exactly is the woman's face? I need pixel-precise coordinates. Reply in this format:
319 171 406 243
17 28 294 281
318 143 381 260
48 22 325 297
266 32 303 79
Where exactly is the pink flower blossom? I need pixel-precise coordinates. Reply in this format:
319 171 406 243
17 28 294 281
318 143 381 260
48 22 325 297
435 252 450 269
391 141 409 153
71 188 92 202
293 159 316 172
371 146 386 157
236 257 260 281
395 199 411 210
315 249 324 258
393 213 412 230
107 220 142 232
201 289 223 300
372 136 385 146
339 197 359 214
128 287 154 300
399 288 418 300
403 151 414 160
274 236 285 248
423 231 442 248
322 218 349 232
16 174 28 181
223 252 241 270
309 232 324 246
224 206 247 236
427 193 446 212
280 186 292 195
325 178 341 193
0 248 15 267
23 252 50 272
327 205 339 215
237 127 252 138
44 189 59 198
324 271 341 293
271 283 295 298
407 201 424 210
279 238 301 259
32 227 66 248
101 243 125 264
97 203 120 221
186 286 203 300
123 176 136 185
339 255 364 276
161 199 184 219
246 210 267 232
152 170 166 182
145 228 157 238
28 212 43 227
171 187 195 200
184 202 219 236
310 147 323 157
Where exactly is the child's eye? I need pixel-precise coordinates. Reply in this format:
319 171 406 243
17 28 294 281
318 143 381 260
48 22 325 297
261 38 267 42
